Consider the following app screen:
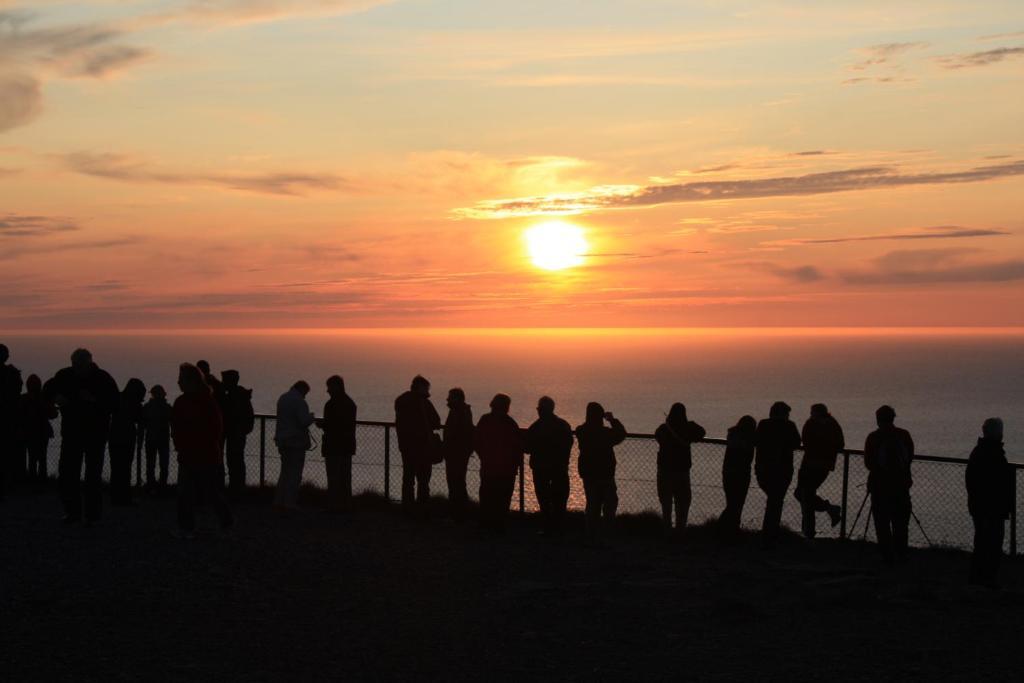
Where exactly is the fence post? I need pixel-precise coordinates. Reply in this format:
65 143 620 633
384 425 391 501
840 450 850 540
1011 467 1018 557
259 416 266 488
518 461 525 514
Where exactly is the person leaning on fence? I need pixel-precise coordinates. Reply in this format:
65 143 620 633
473 394 524 533
576 403 626 538
794 403 844 539
18 374 57 484
44 348 120 525
442 388 474 522
273 380 315 512
864 405 915 565
109 378 146 507
319 375 357 513
141 385 172 493
525 396 573 537
965 418 1012 588
755 402 801 548
394 375 442 517
655 403 706 537
719 415 757 534
171 363 232 539
219 370 255 493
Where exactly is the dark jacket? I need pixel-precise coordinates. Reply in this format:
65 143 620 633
172 391 224 468
443 404 475 463
109 396 144 450
526 415 573 471
655 419 706 474
754 417 801 484
322 393 357 458
220 385 255 438
965 437 1012 520
473 413 523 479
142 398 172 446
864 425 915 494
0 364 22 430
394 391 441 461
800 414 845 471
575 418 626 481
43 364 120 440
723 425 755 474
18 392 57 443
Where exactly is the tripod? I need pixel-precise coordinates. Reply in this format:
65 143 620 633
848 485 932 546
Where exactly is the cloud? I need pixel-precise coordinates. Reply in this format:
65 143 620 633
851 42 928 70
63 152 349 196
937 46 1024 69
0 235 141 260
0 213 78 237
154 0 392 26
841 249 1024 285
455 159 1024 219
772 226 1011 246
0 72 41 131
747 262 825 283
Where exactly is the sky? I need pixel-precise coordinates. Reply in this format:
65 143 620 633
1 0 1023 329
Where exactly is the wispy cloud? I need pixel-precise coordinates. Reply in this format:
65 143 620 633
937 46 1024 69
841 249 1024 285
147 0 393 26
743 262 825 283
0 72 40 131
0 236 142 260
0 213 78 237
771 226 1011 246
851 42 928 70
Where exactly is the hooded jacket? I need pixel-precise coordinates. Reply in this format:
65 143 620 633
754 417 801 482
275 388 315 452
655 419 706 474
965 437 1012 520
142 397 172 446
172 390 223 468
575 418 626 481
526 414 573 471
394 390 441 460
443 403 475 462
800 413 845 471
864 425 915 494
322 392 357 458
473 412 523 479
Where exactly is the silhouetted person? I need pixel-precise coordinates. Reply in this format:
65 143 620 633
0 343 23 497
274 380 315 511
320 375 357 512
172 363 231 538
965 418 1011 588
219 370 255 492
576 403 626 537
394 375 442 516
44 349 119 524
655 403 706 536
755 402 801 547
473 394 523 533
794 403 844 538
719 415 757 533
525 396 573 536
443 388 474 521
109 378 146 506
18 374 57 483
196 360 222 400
864 405 915 565
141 385 172 492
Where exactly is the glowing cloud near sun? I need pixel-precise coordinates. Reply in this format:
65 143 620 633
525 221 589 271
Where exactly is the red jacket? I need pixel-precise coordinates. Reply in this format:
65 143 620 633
172 391 224 468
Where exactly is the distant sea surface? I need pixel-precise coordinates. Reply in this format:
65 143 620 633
6 329 1022 461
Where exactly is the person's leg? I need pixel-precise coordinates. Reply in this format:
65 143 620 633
657 472 673 531
177 465 197 533
83 438 106 521
551 469 569 534
582 477 601 535
274 449 300 508
202 465 233 529
794 466 815 538
109 443 126 504
893 491 911 561
341 455 352 511
29 440 46 481
604 478 618 522
447 457 466 519
478 476 494 529
227 434 246 491
324 455 339 508
677 469 692 531
533 467 551 530
145 442 157 488
497 473 516 532
970 516 985 585
871 493 894 564
401 455 415 512
416 460 432 513
58 438 83 520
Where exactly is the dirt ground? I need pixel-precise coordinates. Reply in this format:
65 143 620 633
2 485 1021 682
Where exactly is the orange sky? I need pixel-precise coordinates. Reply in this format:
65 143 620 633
1 1 1023 328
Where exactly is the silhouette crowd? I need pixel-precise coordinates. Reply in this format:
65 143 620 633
0 344 1014 589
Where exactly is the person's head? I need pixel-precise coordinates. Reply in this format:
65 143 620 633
667 402 688 425
537 395 555 418
769 401 791 419
411 375 430 397
178 363 204 394
326 375 346 398
71 348 93 377
810 403 829 418
0 343 8 364
124 378 146 403
875 404 896 427
447 387 465 408
490 393 511 415
585 401 605 424
734 414 757 435
221 369 240 388
150 384 167 400
982 417 1004 442
291 380 310 397
25 373 41 394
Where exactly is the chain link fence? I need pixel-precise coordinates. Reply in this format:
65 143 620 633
34 415 1020 553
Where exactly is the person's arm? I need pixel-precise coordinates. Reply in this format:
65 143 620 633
690 422 706 442
905 431 915 462
789 422 802 450
300 399 316 428
863 433 877 472
609 418 626 445
835 423 846 452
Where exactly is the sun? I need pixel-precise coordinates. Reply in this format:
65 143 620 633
524 221 589 271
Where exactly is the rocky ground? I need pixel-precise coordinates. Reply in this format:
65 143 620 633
2 484 1021 681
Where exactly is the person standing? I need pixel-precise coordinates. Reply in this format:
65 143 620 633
442 388 474 521
44 348 120 524
965 418 1012 588
274 381 315 512
172 363 231 538
0 343 24 497
755 401 801 547
794 403 845 538
575 402 626 538
109 378 146 506
141 385 173 492
219 370 255 492
394 375 442 517
525 396 573 536
473 394 523 533
18 374 57 483
719 415 757 533
654 403 706 537
864 405 915 565
320 375 357 513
